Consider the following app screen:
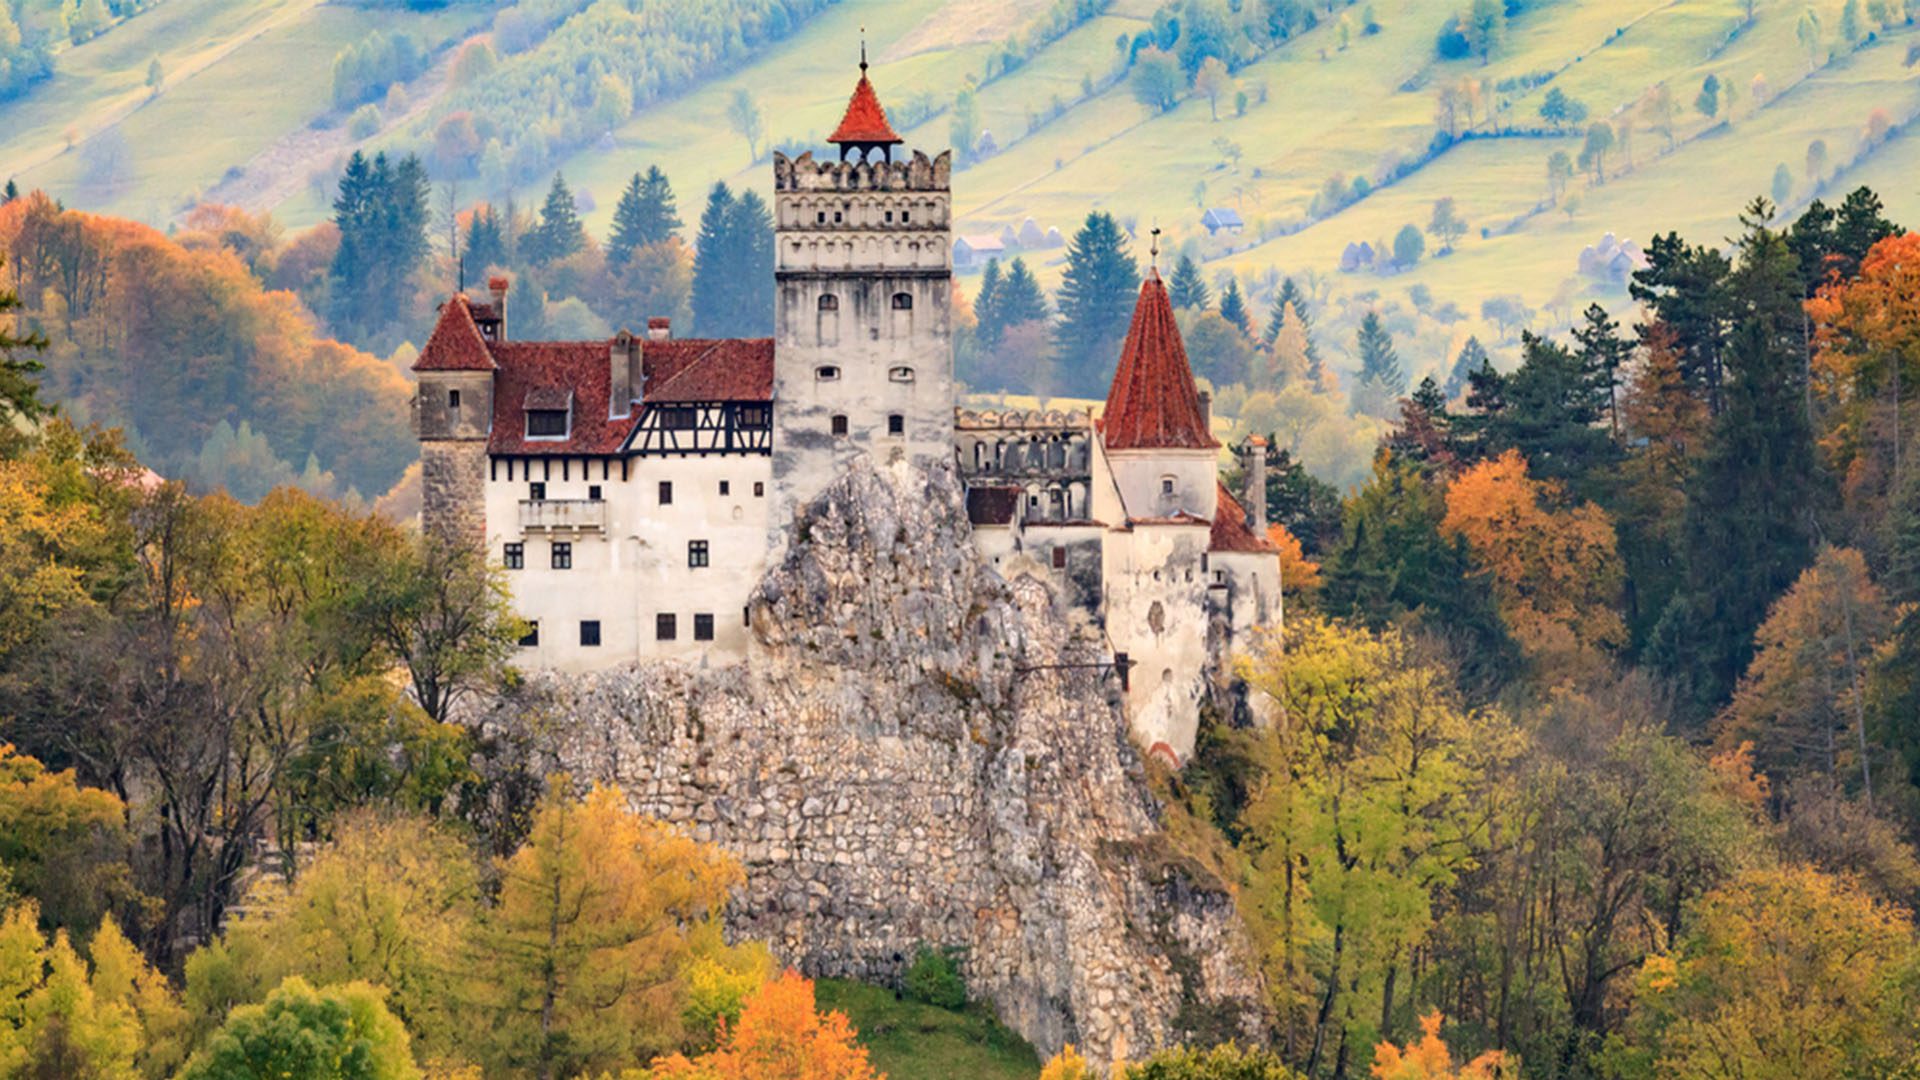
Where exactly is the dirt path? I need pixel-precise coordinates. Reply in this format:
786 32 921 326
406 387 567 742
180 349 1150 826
199 39 463 215
6 0 324 181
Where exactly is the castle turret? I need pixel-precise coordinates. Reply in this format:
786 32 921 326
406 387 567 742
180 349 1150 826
1096 271 1220 522
769 51 954 541
412 294 496 548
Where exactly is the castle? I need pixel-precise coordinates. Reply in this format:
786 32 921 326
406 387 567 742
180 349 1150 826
412 58 1280 764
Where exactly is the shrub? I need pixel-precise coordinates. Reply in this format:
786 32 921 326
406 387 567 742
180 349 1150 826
903 945 967 1009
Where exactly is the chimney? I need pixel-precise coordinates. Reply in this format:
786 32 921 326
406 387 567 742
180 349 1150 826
1197 389 1212 432
647 316 671 342
610 330 635 417
488 276 510 340
1244 436 1268 536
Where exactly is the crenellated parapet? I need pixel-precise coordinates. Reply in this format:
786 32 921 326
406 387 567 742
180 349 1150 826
774 149 951 193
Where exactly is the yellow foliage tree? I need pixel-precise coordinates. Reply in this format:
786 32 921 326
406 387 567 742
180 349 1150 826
0 902 182 1079
1039 1043 1095 1080
1441 449 1625 678
1370 1011 1511 1079
646 970 879 1080
475 781 742 1079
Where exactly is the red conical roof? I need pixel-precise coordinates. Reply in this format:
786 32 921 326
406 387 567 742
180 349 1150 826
412 294 496 372
1101 274 1218 451
828 67 903 146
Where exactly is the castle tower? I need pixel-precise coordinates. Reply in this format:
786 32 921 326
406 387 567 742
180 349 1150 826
1095 270 1221 523
411 292 497 549
769 50 954 539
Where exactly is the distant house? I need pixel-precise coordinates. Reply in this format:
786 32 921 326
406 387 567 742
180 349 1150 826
1201 208 1244 235
953 234 1006 269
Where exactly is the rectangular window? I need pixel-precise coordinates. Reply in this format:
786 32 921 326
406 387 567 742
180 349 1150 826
688 540 709 568
656 613 677 641
719 480 730 496
579 620 601 647
888 414 905 436
1052 546 1067 569
448 389 461 408
529 482 546 501
660 406 697 430
738 405 771 429
503 542 524 570
753 481 765 497
588 484 602 501
527 409 568 437
831 415 848 436
694 614 714 641
551 542 572 570
519 621 539 647
659 481 673 505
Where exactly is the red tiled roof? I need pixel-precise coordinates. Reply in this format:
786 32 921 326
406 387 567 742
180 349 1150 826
485 337 773 456
412 295 495 372
1101 274 1218 452
1210 482 1279 554
829 73 903 146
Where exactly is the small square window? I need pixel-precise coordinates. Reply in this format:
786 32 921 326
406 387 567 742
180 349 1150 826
688 540 709 568
519 621 539 647
530 482 546 501
831 415 848 436
659 481 673 505
1161 478 1176 495
579 620 601 647
833 210 843 223
816 365 840 381
754 481 765 497
719 480 730 496
503 542 524 570
656 613 677 641
694 614 714 641
888 414 905 436
448 389 461 408
902 210 911 223
588 484 602 501
1052 546 1067 569
551 542 572 570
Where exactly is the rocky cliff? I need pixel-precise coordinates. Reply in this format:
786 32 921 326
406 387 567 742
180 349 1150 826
482 458 1265 1065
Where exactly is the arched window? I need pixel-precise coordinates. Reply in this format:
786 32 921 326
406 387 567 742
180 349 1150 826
816 293 839 346
891 292 913 309
890 291 914 338
889 366 915 383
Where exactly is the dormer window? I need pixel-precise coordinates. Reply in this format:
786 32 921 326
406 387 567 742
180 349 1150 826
526 410 567 437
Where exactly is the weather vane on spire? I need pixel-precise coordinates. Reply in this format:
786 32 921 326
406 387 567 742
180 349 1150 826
860 26 868 73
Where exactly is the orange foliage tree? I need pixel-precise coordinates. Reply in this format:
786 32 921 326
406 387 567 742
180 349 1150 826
1440 450 1625 677
1267 522 1322 607
646 971 880 1080
1371 1011 1511 1079
1805 231 1920 555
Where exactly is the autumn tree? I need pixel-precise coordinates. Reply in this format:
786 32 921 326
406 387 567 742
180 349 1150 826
475 783 742 1079
1370 1012 1510 1079
647 971 879 1080
1621 865 1920 1078
1443 450 1626 678
1613 324 1708 648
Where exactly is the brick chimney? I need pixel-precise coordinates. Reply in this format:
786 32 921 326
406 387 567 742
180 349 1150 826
1243 436 1268 535
488 276 509 341
610 330 637 418
647 316 671 342
1197 389 1212 432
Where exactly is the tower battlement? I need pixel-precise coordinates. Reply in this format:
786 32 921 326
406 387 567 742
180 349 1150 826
773 150 951 194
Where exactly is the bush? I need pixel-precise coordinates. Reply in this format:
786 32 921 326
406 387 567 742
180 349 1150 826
903 945 967 1009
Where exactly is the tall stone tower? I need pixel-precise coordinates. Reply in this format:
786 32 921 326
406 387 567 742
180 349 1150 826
769 50 954 541
411 288 499 549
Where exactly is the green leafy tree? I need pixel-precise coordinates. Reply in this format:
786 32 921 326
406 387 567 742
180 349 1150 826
1392 223 1426 267
1055 212 1140 393
179 977 420 1080
1696 74 1721 120
1463 0 1504 63
607 167 679 267
1539 86 1588 128
1130 46 1183 112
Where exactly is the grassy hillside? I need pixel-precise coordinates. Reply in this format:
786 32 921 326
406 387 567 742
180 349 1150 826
813 978 1042 1080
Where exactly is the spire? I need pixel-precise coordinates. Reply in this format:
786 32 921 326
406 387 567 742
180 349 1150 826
828 38 903 160
1101 276 1218 451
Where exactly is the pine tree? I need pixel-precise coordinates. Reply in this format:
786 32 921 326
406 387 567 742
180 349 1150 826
1263 278 1322 376
725 191 774 337
1055 212 1140 394
1356 312 1406 394
524 173 586 266
1651 203 1825 715
328 151 429 343
1572 303 1631 437
975 258 1004 345
996 259 1048 334
1445 336 1489 400
0 253 47 431
1219 278 1250 335
463 205 507 275
1169 255 1210 310
691 182 737 337
607 166 679 267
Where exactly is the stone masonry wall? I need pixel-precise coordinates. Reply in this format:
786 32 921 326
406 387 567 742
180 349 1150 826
420 441 487 549
482 458 1265 1067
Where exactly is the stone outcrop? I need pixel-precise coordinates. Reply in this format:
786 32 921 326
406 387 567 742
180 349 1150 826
481 458 1265 1065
